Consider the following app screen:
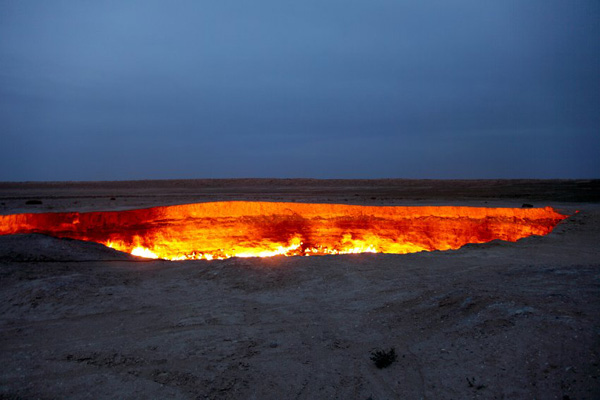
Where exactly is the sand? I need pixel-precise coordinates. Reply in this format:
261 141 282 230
0 179 599 399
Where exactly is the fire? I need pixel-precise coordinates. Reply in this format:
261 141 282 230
130 246 159 259
0 201 567 260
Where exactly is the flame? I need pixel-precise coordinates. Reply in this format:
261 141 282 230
130 246 159 259
0 201 568 260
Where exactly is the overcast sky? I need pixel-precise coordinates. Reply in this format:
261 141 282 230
1 1 598 181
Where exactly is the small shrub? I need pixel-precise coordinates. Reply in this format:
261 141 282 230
25 199 43 205
466 377 486 390
370 347 397 369
521 203 533 208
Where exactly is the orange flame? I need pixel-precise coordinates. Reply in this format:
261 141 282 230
0 202 567 260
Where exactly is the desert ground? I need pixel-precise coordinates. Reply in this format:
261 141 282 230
0 179 599 399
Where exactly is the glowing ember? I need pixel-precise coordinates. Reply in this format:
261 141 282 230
0 201 567 260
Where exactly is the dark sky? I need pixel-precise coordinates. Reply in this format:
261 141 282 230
1 1 598 181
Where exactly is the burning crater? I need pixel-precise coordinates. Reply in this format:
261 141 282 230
0 202 567 260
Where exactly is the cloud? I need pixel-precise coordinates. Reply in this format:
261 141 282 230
1 0 598 180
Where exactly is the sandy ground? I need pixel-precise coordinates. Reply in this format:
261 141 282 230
0 179 599 399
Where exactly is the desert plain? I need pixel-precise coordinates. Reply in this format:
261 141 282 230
0 178 599 399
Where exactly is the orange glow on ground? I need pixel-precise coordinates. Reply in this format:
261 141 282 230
0 201 567 260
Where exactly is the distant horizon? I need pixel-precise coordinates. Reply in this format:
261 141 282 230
1 176 598 184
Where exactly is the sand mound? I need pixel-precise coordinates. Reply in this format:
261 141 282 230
0 234 135 262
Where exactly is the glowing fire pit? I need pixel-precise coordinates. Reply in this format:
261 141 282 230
0 201 567 260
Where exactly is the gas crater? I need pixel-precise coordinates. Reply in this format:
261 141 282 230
0 201 568 261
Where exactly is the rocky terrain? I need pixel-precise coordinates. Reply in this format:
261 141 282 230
1 179 599 399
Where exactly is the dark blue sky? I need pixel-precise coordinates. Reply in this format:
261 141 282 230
1 1 598 181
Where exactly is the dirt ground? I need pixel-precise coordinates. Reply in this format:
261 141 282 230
1 179 599 399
